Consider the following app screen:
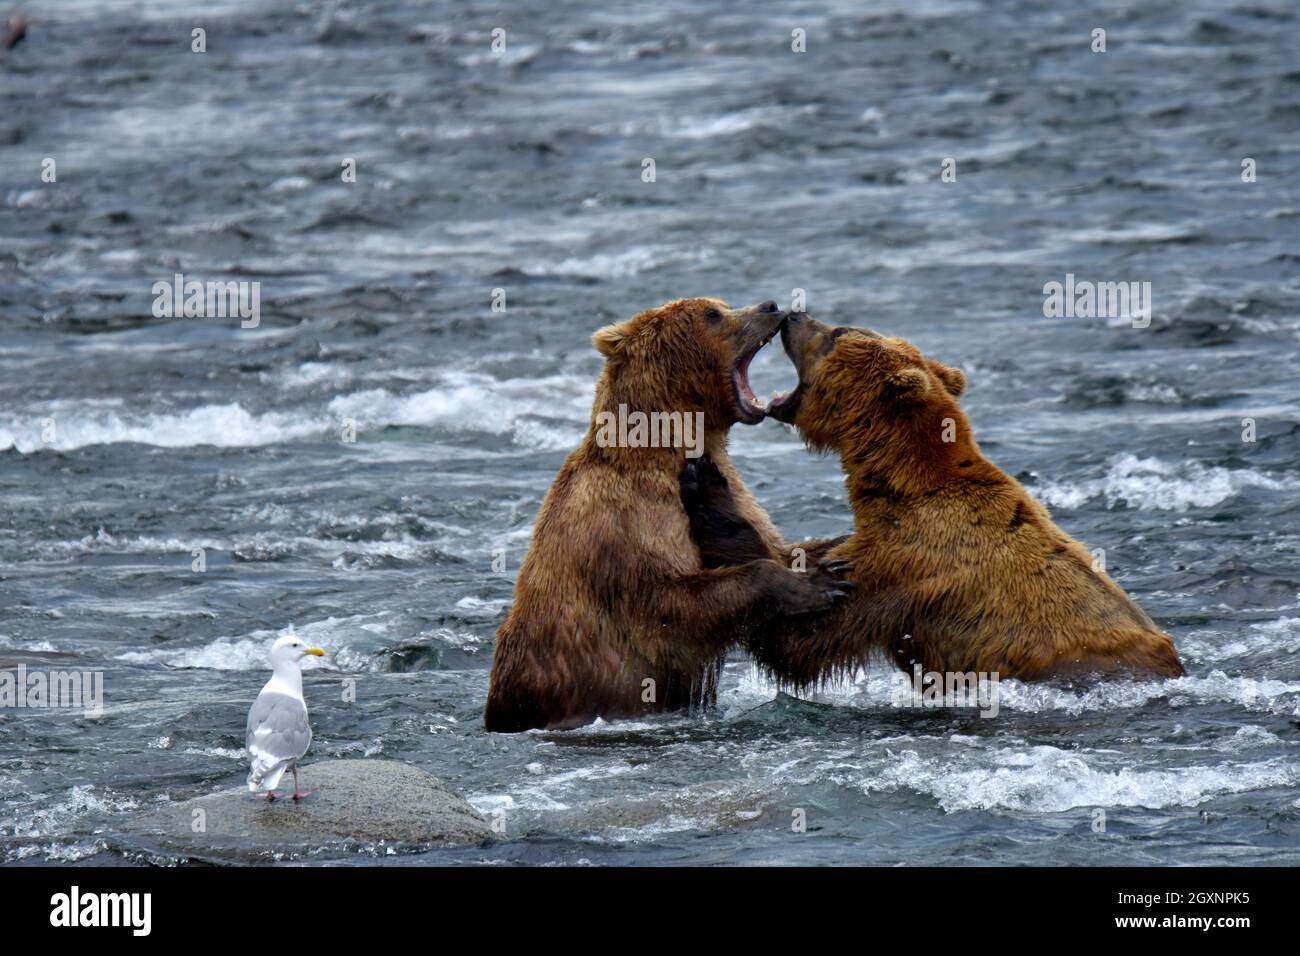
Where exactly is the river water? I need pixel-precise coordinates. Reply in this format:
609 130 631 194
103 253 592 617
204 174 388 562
1 0 1298 865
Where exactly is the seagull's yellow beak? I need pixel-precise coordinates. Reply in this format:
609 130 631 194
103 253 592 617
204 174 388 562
305 647 325 657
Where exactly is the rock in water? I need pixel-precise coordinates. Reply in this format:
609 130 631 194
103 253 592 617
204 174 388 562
130 760 492 860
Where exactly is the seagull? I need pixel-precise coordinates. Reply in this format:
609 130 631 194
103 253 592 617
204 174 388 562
245 631 324 801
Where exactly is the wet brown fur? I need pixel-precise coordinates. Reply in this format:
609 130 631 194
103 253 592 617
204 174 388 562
736 320 1185 688
483 299 844 732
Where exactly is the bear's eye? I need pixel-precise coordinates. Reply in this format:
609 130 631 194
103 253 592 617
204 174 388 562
704 308 722 322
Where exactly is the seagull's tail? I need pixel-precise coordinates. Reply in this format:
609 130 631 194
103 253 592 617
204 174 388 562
247 755 289 793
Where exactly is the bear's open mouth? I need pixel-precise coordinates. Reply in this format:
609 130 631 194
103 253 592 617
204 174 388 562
766 385 802 423
732 329 786 422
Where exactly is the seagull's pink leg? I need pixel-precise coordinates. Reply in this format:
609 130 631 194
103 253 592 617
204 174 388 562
264 791 276 802
292 765 311 801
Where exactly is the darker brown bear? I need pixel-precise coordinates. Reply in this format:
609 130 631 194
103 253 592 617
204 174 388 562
686 314 1184 687
483 299 850 733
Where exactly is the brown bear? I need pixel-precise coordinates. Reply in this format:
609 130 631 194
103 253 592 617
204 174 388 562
681 314 1184 688
483 298 851 733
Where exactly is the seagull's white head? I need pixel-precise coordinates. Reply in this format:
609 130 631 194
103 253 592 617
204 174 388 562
269 634 325 669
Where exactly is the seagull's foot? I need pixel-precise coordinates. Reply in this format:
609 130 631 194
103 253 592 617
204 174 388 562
292 790 311 801
264 792 276 802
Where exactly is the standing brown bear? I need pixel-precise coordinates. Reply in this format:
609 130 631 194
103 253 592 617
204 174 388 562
682 314 1184 687
484 299 851 733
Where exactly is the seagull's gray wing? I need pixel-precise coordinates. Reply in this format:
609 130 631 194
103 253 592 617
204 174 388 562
245 691 312 762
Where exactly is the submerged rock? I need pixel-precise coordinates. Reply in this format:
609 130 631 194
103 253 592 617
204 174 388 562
130 759 491 859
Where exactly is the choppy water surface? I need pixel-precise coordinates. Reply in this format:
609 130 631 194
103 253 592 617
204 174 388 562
1 0 1298 865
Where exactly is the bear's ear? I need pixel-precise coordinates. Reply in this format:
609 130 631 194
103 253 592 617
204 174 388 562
931 363 966 397
885 367 931 402
592 323 629 361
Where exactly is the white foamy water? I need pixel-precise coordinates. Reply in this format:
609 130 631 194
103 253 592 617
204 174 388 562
727 657 1300 721
34 528 441 567
993 671 1300 718
1178 618 1300 664
1 784 139 841
0 403 325 453
114 619 368 671
469 759 639 818
535 247 666 279
1035 454 1296 511
858 746 1300 813
0 368 594 453
328 370 591 437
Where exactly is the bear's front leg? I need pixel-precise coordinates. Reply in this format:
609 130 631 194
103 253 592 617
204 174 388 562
679 456 773 567
680 456 850 577
786 534 851 568
642 557 855 669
